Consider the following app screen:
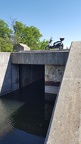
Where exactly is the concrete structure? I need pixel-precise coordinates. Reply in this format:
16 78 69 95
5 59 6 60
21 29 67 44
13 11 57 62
45 42 81 144
11 50 69 102
13 43 30 52
45 65 65 102
0 52 19 95
1 43 81 143
11 50 69 65
0 50 69 97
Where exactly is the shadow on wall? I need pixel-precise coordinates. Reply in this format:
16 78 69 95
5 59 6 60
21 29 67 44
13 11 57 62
0 53 19 96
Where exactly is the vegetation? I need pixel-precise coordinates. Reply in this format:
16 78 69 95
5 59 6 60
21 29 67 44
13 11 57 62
0 19 48 52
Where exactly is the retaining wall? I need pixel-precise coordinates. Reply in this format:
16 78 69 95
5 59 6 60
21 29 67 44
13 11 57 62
0 52 19 96
45 42 81 144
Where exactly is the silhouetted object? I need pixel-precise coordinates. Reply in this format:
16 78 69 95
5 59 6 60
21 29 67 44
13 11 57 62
45 37 65 50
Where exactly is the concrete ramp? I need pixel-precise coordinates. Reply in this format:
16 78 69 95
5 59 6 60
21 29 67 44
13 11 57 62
45 42 81 144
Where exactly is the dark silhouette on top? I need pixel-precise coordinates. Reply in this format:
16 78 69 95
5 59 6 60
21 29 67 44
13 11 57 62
45 37 65 50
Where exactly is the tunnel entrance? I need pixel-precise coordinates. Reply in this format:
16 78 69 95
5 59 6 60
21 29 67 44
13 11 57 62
0 64 56 144
19 64 44 89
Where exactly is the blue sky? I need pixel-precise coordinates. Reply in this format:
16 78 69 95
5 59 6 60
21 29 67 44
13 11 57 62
0 0 81 47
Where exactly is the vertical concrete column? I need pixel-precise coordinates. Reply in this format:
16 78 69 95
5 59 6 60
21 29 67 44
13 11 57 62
0 53 19 96
11 64 19 91
0 53 11 95
45 65 65 102
45 42 81 144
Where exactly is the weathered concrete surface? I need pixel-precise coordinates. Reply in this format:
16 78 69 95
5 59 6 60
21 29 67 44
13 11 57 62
45 65 65 82
45 42 81 144
11 50 69 65
0 52 19 96
45 65 65 102
13 43 30 52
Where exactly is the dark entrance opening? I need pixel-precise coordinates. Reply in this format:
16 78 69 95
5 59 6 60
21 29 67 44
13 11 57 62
0 64 56 144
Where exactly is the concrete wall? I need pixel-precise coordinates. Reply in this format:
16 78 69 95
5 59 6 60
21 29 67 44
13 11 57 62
0 52 19 96
11 50 69 65
45 65 65 102
45 42 81 144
